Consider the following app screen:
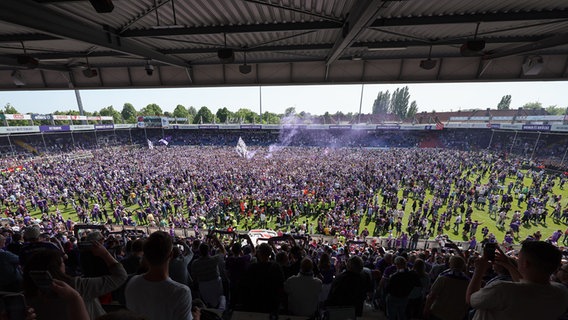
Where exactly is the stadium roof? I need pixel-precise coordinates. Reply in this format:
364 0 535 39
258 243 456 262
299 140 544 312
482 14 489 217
1 0 568 90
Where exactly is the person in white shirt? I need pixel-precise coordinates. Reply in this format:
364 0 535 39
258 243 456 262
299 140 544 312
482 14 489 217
126 231 193 320
453 215 462 233
466 241 568 320
284 258 322 317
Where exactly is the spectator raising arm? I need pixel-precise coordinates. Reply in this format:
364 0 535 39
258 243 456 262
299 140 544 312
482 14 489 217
465 256 489 305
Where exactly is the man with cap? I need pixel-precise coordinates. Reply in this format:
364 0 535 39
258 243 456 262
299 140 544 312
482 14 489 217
18 224 64 266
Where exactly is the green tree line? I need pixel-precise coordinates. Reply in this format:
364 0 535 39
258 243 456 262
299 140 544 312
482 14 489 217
2 88 567 126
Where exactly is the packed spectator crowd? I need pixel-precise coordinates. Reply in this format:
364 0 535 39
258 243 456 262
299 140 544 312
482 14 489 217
2 128 567 166
1 214 568 319
0 145 566 243
0 129 567 319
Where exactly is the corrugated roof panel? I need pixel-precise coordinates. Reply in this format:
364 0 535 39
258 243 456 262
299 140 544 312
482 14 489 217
36 0 350 37
379 0 568 18
132 28 338 52
0 22 43 35
44 0 153 29
1 0 568 88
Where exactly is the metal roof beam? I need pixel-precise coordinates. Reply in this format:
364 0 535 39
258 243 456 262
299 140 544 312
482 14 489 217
241 0 343 23
4 50 128 60
158 35 544 55
10 50 562 69
485 33 568 59
0 34 60 43
34 0 90 2
161 44 334 55
121 21 341 37
0 0 190 68
120 10 568 38
0 35 542 61
326 1 388 65
371 9 568 27
360 35 545 49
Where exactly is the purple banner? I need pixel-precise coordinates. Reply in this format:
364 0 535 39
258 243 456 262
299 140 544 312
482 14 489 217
198 125 219 129
240 125 262 129
489 123 501 129
376 125 400 130
39 125 70 132
522 124 551 131
329 125 352 129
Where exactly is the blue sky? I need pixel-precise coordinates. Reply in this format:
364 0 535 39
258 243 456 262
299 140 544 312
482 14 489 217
0 81 566 116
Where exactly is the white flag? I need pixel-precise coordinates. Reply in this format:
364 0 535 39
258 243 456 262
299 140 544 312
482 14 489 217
158 139 169 145
236 137 248 158
147 139 154 150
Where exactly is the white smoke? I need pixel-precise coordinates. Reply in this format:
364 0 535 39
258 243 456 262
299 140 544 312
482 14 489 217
266 112 309 158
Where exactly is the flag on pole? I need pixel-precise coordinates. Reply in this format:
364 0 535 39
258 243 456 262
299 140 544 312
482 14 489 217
435 116 444 130
236 137 248 158
158 139 169 145
147 139 154 149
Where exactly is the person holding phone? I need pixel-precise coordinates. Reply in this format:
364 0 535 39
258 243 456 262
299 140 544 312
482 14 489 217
22 240 127 320
17 270 90 320
466 241 568 320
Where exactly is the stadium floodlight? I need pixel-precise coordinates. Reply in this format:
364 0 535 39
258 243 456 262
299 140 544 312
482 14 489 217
88 0 114 13
82 55 98 78
145 60 154 76
82 68 98 78
460 23 485 57
11 70 26 86
522 56 544 76
420 58 437 70
239 51 252 74
420 46 437 70
218 48 235 64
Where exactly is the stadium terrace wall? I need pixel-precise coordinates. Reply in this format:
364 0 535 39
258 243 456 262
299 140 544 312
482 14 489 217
1 123 568 135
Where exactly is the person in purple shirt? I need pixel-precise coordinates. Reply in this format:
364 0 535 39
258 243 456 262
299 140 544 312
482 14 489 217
503 232 514 245
550 229 563 245
400 232 409 249
468 236 477 251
